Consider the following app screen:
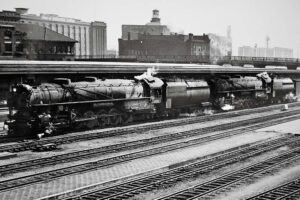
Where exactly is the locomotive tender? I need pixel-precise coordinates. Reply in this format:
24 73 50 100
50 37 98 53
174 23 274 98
5 69 296 136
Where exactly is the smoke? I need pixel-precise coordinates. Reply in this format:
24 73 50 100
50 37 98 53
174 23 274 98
167 24 184 35
257 72 272 83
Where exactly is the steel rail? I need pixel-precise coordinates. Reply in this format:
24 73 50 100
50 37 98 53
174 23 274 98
246 178 300 200
157 148 300 200
1 102 300 152
1 108 300 176
0 113 299 193
1 107 300 176
64 136 299 200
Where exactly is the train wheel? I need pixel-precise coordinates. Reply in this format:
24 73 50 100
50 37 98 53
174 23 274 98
96 109 109 127
122 113 133 124
83 111 98 129
243 98 251 108
145 113 152 120
109 108 123 126
277 99 282 104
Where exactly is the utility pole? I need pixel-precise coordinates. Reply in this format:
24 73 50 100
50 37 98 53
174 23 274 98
266 35 270 48
266 35 270 57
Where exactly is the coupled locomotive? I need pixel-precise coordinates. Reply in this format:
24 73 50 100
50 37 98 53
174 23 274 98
5 70 296 136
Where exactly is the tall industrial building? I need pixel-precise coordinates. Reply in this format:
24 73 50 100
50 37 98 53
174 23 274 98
119 10 232 59
121 9 170 41
119 33 210 57
0 8 107 58
238 46 293 58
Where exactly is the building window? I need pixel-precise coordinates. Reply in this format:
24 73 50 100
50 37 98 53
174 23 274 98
73 26 76 39
84 27 87 55
61 25 64 35
55 24 58 32
67 26 70 37
49 24 52 30
4 43 12 52
78 27 82 55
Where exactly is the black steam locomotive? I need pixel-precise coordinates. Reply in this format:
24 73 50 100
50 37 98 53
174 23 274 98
5 70 296 136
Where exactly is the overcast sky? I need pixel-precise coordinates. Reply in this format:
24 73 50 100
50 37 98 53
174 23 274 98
2 0 300 57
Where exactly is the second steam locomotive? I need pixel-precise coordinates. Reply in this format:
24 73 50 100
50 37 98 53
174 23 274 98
5 69 296 136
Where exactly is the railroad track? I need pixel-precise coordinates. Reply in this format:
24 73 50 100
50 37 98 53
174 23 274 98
0 112 299 193
1 109 300 176
157 147 300 200
62 135 300 200
1 102 300 152
246 178 300 200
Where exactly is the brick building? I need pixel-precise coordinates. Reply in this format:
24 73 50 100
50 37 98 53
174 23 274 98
0 24 24 57
119 10 232 61
119 33 210 57
0 23 77 60
0 8 106 58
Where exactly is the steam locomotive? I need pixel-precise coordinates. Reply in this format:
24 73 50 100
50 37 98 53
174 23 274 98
5 69 296 136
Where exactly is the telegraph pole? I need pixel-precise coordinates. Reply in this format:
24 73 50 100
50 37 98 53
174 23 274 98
266 35 270 48
266 35 270 57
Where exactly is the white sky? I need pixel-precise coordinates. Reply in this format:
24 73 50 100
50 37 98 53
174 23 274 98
2 0 300 57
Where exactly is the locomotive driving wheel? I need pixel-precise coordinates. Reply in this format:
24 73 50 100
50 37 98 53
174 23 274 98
121 113 131 125
83 110 98 129
109 108 123 126
124 112 135 124
96 109 109 127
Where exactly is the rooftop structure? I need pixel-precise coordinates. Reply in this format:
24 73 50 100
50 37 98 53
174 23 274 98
147 9 161 25
121 9 170 41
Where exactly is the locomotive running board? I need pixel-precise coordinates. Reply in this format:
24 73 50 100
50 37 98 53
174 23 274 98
31 97 151 107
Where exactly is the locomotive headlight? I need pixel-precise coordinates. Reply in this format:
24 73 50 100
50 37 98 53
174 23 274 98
12 88 17 92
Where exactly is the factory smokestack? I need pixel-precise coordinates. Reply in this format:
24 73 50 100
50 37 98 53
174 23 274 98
227 25 231 40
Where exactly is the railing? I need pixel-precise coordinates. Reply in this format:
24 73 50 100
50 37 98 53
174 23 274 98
74 54 300 65
228 56 300 63
75 54 119 59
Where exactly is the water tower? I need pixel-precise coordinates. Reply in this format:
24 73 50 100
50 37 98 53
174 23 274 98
150 9 160 24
